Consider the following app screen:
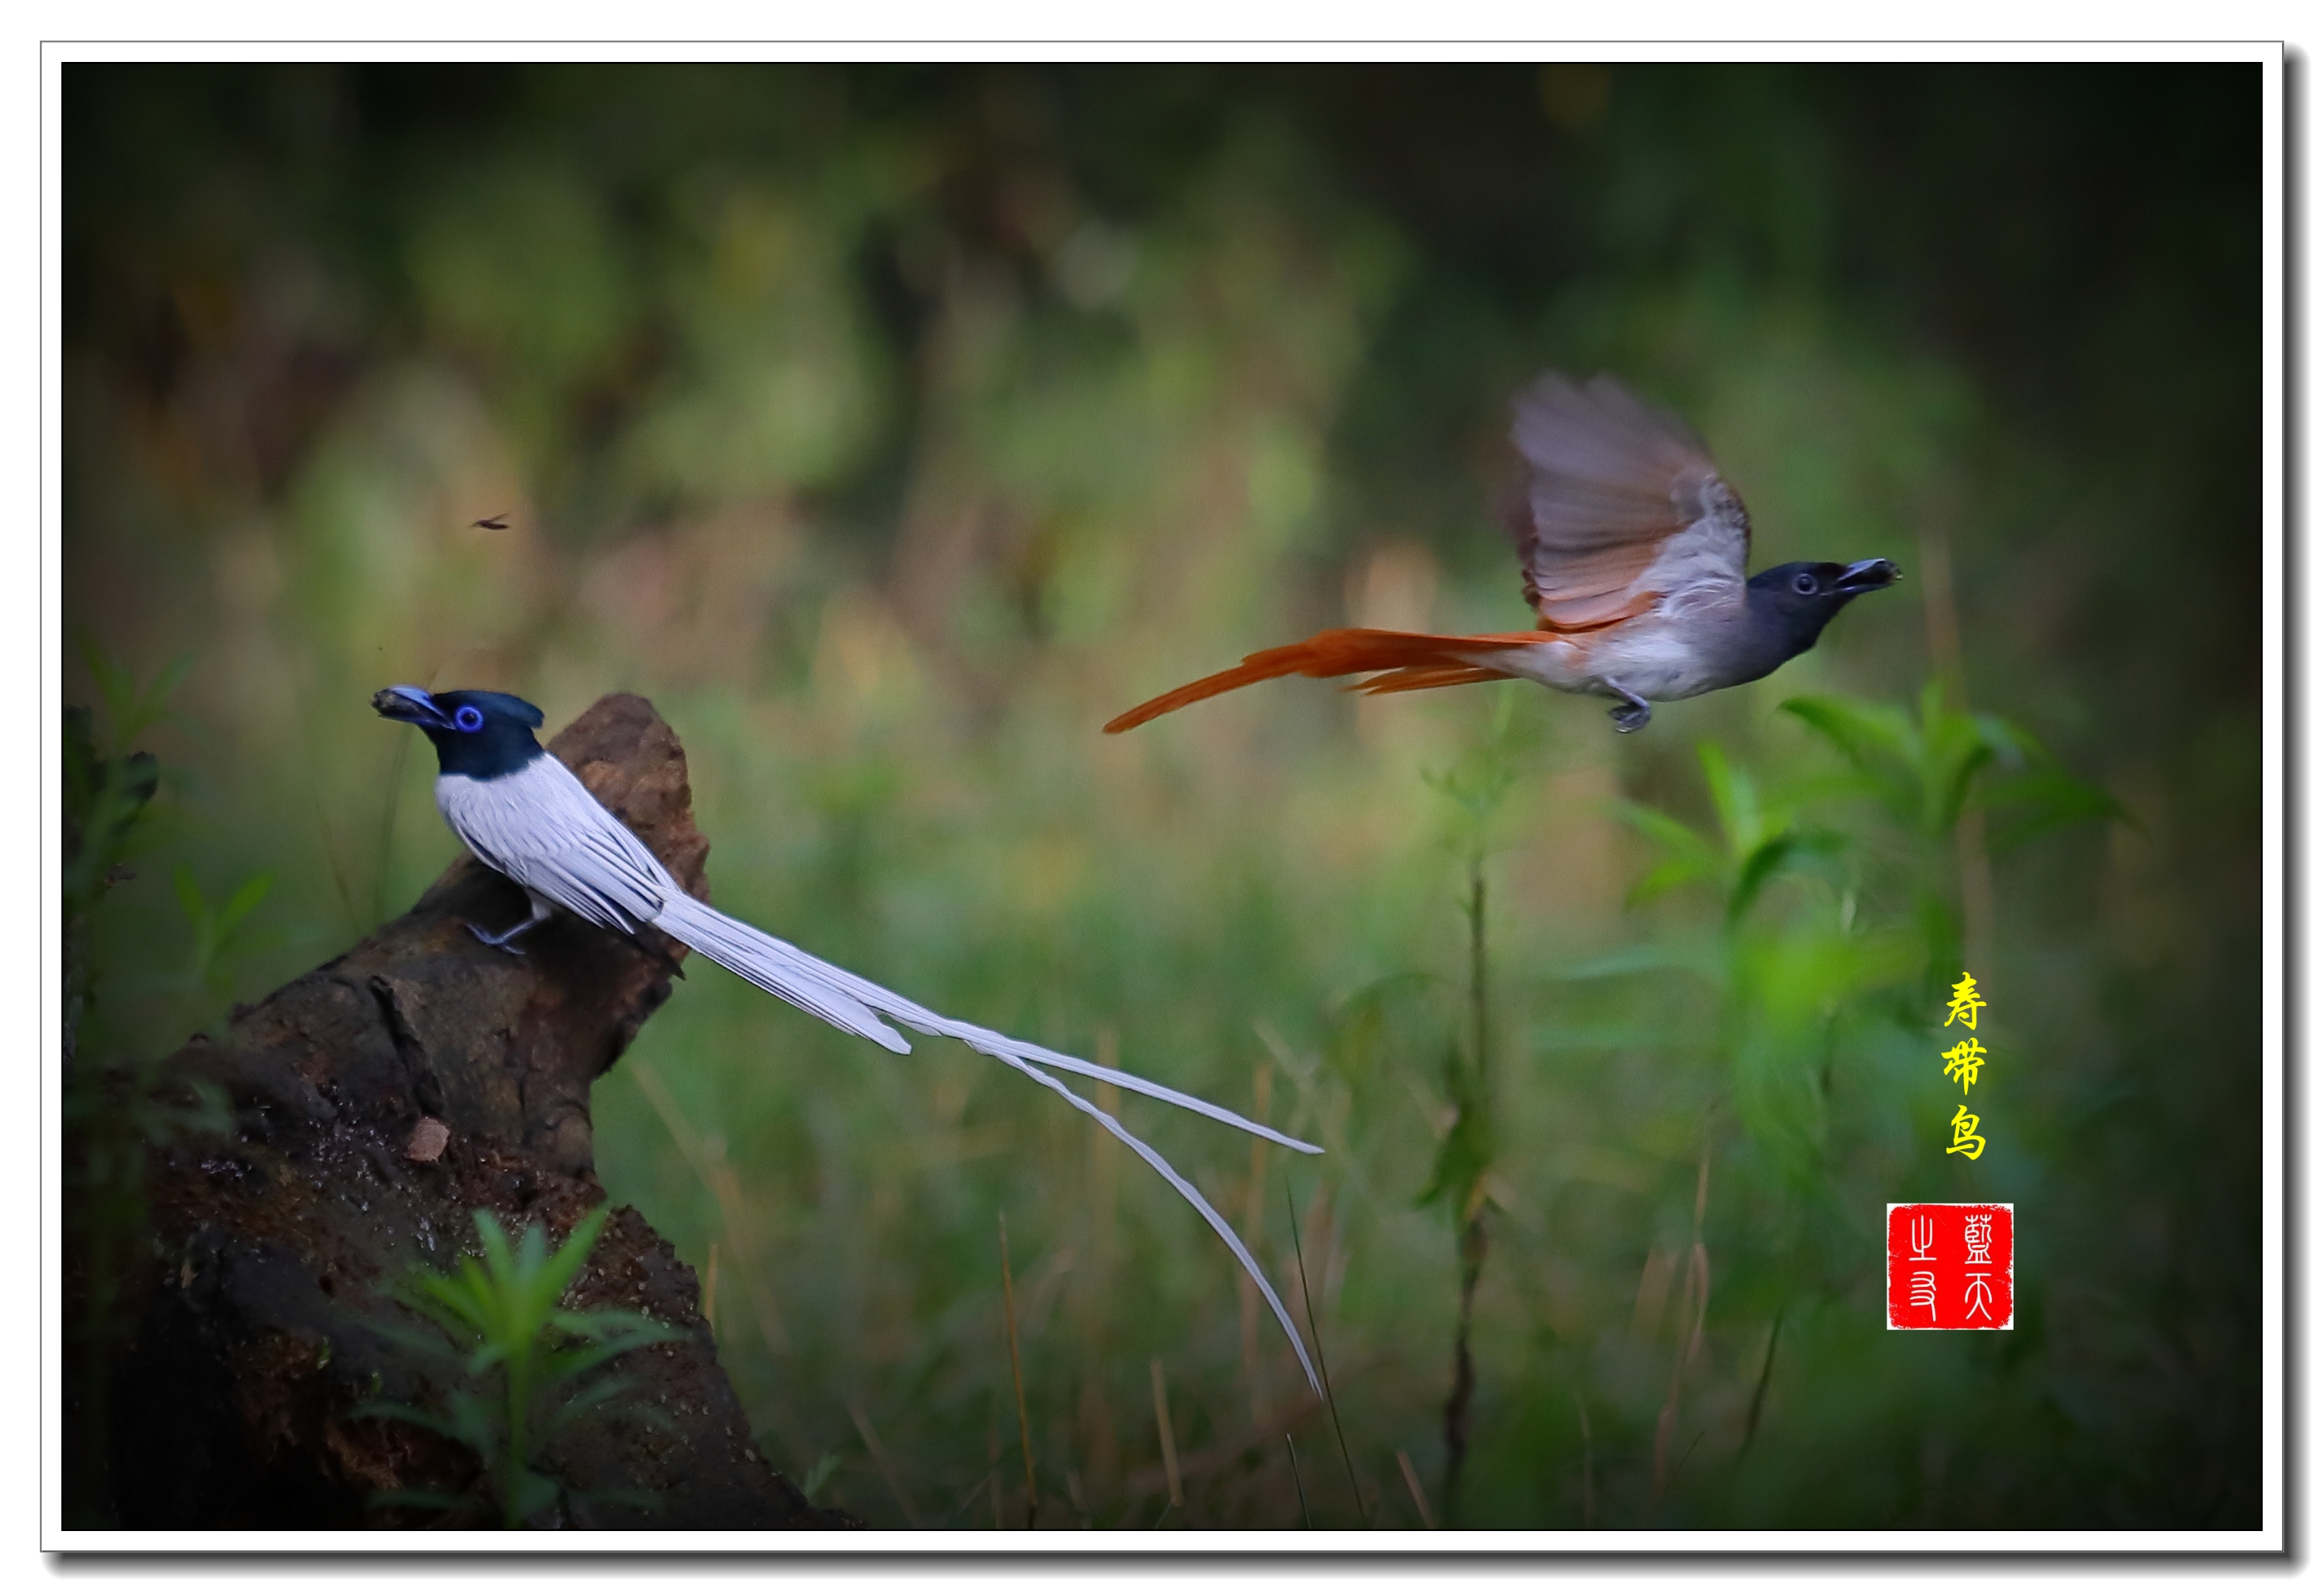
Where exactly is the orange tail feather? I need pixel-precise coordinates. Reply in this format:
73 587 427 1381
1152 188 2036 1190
1355 664 1510 696
1104 629 1539 733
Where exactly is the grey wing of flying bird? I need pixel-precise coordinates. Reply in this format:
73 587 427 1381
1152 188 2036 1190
373 684 1325 1394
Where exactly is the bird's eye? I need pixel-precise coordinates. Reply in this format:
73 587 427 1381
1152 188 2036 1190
452 705 485 732
1792 572 1819 595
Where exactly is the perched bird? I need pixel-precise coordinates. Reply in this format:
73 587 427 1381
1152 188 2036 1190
373 684 1325 1392
1106 372 1900 736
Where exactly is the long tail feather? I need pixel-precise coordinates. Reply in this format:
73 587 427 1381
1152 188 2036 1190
1354 664 1509 696
679 906 1319 1153
655 893 911 1054
989 1047 1322 1395
735 923 1319 1155
650 886 1327 1385
1105 628 1539 733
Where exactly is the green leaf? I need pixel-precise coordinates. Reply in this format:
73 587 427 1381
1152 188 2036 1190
1609 799 1729 908
1782 694 1917 782
367 1311 478 1364
797 1453 842 1501
215 872 274 936
531 1374 639 1440
1417 1092 1494 1213
76 639 192 756
1698 740 1775 858
1550 940 1723 982
353 1395 496 1457
1786 685 2118 850
171 863 207 929
1983 768 2128 853
1727 835 1800 926
535 1207 612 1311
538 1321 681 1386
474 1211 519 1294
509 1468 562 1526
1609 799 1714 859
1628 857 1715 907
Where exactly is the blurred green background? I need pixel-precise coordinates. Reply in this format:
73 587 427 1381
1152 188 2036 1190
63 63 2261 1530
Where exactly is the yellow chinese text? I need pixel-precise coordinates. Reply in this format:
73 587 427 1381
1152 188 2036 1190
1945 1104 1985 1161
1940 1038 1988 1093
1944 972 1985 1030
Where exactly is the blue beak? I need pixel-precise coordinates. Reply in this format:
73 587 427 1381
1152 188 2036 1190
372 684 454 729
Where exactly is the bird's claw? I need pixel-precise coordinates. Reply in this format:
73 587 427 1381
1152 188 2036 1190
1610 702 1651 733
465 922 528 956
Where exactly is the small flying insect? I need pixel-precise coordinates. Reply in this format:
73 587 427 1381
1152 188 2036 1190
471 514 510 530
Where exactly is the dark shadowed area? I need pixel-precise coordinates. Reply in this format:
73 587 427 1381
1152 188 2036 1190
63 63 2261 1529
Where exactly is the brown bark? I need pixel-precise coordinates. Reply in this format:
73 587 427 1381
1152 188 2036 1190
104 693 856 1529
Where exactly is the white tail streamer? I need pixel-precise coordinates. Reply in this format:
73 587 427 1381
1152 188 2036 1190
649 889 1323 1393
656 893 910 1055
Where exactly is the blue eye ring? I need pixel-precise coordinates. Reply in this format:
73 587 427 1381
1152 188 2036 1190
1792 572 1819 595
452 705 486 732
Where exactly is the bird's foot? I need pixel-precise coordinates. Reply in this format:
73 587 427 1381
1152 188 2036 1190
465 920 530 956
1604 680 1654 733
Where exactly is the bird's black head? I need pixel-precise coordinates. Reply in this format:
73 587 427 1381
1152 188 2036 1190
372 686 547 779
1745 558 1901 661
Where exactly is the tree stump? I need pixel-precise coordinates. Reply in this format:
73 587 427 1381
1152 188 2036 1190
102 693 856 1530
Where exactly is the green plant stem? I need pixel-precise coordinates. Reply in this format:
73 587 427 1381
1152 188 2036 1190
1443 1197 1487 1527
1286 1186 1367 1527
999 1211 1037 1529
1443 846 1492 1529
1740 1308 1785 1455
1468 861 1489 1100
504 1357 533 1527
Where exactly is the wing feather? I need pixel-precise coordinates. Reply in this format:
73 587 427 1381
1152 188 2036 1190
1508 372 1752 628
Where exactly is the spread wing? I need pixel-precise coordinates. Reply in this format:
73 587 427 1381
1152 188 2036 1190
1506 372 1752 630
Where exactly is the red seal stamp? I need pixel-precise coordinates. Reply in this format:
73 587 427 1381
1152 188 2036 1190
1886 1202 2013 1330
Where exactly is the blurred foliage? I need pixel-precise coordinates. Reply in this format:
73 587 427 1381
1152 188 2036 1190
61 657 233 1528
63 63 2259 1529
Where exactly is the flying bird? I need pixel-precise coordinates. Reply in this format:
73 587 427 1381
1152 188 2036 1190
1106 372 1900 736
373 684 1325 1392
